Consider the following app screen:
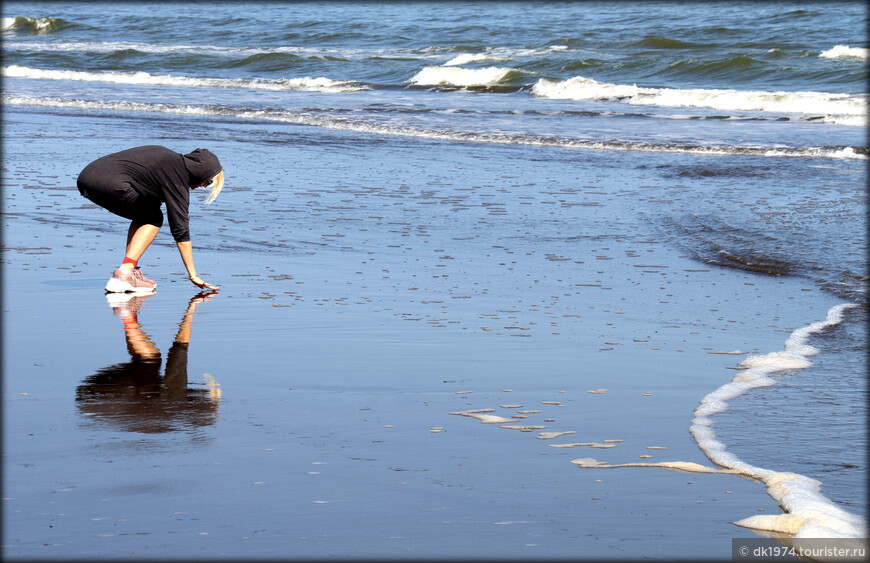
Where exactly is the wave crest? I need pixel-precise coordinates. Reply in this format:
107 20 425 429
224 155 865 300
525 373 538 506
227 52 305 71
819 44 869 60
443 53 511 66
408 65 526 87
408 65 527 88
531 75 867 126
635 36 705 49
1 16 71 34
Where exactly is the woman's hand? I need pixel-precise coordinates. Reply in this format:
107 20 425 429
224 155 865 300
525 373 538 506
190 275 219 291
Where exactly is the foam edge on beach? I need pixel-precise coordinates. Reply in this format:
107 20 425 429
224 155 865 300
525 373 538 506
689 303 866 539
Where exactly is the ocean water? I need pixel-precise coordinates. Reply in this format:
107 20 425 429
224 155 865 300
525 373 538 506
2 1 867 557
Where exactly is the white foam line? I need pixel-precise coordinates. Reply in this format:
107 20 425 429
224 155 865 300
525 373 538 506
571 304 866 541
571 458 740 474
3 95 866 161
531 75 867 126
1 65 367 93
690 303 865 539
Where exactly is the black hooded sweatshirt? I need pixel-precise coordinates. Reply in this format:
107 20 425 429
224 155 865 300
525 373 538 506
80 145 222 242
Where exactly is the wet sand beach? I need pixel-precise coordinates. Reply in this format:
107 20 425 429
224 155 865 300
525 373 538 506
3 105 865 559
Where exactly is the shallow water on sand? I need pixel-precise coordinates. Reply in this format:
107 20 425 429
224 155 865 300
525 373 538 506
3 102 865 558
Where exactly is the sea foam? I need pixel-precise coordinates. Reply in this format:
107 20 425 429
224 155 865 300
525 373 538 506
532 75 867 126
690 303 866 539
4 95 866 161
408 65 522 87
573 304 867 541
1 65 366 92
819 45 869 60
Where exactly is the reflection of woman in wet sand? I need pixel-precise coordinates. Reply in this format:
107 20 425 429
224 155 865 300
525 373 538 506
76 293 221 433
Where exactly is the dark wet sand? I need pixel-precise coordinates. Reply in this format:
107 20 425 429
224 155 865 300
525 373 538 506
2 106 853 559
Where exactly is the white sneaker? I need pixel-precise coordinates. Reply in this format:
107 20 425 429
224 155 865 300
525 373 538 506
104 267 157 293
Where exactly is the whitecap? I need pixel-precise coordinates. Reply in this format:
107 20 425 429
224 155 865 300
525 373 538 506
531 75 867 126
408 65 522 87
443 53 509 66
1 16 62 33
819 45 869 60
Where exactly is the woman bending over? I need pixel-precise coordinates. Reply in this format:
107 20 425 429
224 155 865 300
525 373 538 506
77 145 224 292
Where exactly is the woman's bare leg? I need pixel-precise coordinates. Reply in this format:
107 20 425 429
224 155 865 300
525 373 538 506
125 221 160 261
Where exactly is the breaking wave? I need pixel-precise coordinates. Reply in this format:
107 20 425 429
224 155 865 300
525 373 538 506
1 16 72 34
408 65 529 88
532 75 867 127
819 45 869 60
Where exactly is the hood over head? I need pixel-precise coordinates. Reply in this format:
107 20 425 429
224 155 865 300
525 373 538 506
182 148 222 186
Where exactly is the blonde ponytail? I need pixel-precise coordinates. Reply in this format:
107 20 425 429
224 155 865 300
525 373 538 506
203 170 224 205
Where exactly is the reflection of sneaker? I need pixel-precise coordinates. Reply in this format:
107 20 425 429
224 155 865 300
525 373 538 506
106 292 154 316
105 267 157 293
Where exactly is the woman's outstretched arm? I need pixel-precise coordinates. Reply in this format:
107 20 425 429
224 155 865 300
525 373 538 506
176 240 219 290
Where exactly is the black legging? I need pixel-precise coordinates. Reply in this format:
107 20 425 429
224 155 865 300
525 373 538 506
77 166 164 228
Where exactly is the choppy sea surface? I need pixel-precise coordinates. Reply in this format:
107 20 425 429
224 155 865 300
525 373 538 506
2 0 867 556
